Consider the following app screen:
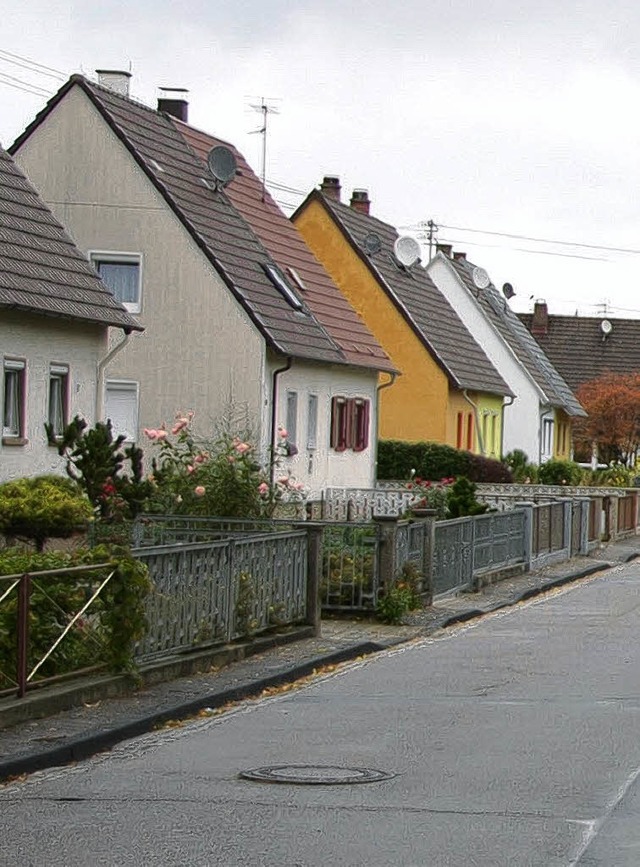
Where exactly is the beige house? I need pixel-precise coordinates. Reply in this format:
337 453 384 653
0 145 141 483
11 72 393 495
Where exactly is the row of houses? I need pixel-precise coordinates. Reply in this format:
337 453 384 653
1 68 604 492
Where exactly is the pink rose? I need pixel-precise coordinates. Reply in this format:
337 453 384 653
194 453 207 464
144 428 158 440
235 442 250 454
172 419 188 434
155 430 168 441
194 485 206 497
187 465 195 474
277 476 289 486
278 427 288 438
258 482 269 495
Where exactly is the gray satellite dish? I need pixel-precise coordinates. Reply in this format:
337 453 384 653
502 282 515 299
394 235 421 267
362 232 382 255
600 319 613 335
207 145 237 187
472 267 490 290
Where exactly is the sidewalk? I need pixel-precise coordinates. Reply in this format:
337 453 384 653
1 538 639 782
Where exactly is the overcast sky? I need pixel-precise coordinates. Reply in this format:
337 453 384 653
2 0 640 317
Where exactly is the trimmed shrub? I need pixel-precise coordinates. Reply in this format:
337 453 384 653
0 475 93 551
538 459 584 486
377 440 471 481
446 477 489 518
503 450 538 483
467 453 513 483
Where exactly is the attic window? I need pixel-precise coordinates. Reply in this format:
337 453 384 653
263 263 303 310
286 267 306 292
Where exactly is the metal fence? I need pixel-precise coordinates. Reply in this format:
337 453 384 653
433 510 527 596
133 530 308 661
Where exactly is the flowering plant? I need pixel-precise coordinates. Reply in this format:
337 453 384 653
405 475 454 520
145 412 305 518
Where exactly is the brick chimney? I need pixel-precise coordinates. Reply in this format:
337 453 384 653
157 87 189 122
350 189 370 215
531 300 549 336
320 175 341 201
436 243 453 257
453 251 467 261
96 69 131 97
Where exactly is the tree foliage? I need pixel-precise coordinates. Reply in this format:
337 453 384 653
575 372 640 465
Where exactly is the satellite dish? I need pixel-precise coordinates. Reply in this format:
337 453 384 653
207 145 237 187
472 267 490 290
394 235 421 267
600 319 613 335
502 282 515 299
362 232 382 255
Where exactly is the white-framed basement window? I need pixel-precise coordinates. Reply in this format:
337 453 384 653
105 380 139 442
90 251 143 313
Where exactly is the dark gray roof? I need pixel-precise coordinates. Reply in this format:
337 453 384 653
0 146 141 331
307 193 512 397
447 256 586 417
12 76 345 365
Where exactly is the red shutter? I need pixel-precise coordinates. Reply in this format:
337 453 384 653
353 399 370 451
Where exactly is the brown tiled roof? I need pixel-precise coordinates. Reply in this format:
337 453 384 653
12 76 347 366
297 191 512 397
446 257 585 417
175 123 394 374
518 312 640 392
0 146 141 331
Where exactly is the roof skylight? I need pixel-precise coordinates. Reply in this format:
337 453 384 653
263 263 303 310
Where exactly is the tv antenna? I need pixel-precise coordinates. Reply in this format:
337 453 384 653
248 96 280 202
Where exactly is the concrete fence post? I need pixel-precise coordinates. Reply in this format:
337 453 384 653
577 497 590 554
410 509 437 605
373 515 399 595
302 523 324 635
515 502 534 571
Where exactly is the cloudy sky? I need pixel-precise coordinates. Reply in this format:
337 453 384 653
2 0 640 317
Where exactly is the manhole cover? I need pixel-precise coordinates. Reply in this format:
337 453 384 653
239 764 393 785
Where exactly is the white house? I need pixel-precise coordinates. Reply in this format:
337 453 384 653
427 248 585 462
0 145 141 483
11 72 394 496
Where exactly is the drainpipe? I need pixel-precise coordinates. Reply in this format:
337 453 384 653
96 329 132 421
374 372 397 482
500 395 515 459
270 357 292 485
463 390 484 455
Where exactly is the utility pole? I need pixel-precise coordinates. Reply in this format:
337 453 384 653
249 97 280 202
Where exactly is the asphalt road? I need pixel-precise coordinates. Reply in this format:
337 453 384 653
2 563 640 866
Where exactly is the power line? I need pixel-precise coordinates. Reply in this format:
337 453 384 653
430 221 640 257
0 49 66 79
0 72 52 98
434 235 609 262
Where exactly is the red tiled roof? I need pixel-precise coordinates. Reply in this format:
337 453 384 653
175 122 394 374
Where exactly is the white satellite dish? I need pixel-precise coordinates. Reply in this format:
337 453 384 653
472 267 490 290
600 319 613 335
207 145 237 187
394 235 421 267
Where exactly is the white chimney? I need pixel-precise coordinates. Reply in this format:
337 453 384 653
95 69 131 97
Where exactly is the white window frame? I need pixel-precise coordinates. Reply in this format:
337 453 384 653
48 363 69 440
3 358 26 440
104 379 139 443
90 250 143 314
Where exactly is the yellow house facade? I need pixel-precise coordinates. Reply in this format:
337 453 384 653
293 180 513 456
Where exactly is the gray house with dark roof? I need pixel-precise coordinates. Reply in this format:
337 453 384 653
0 145 141 482
10 72 393 494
